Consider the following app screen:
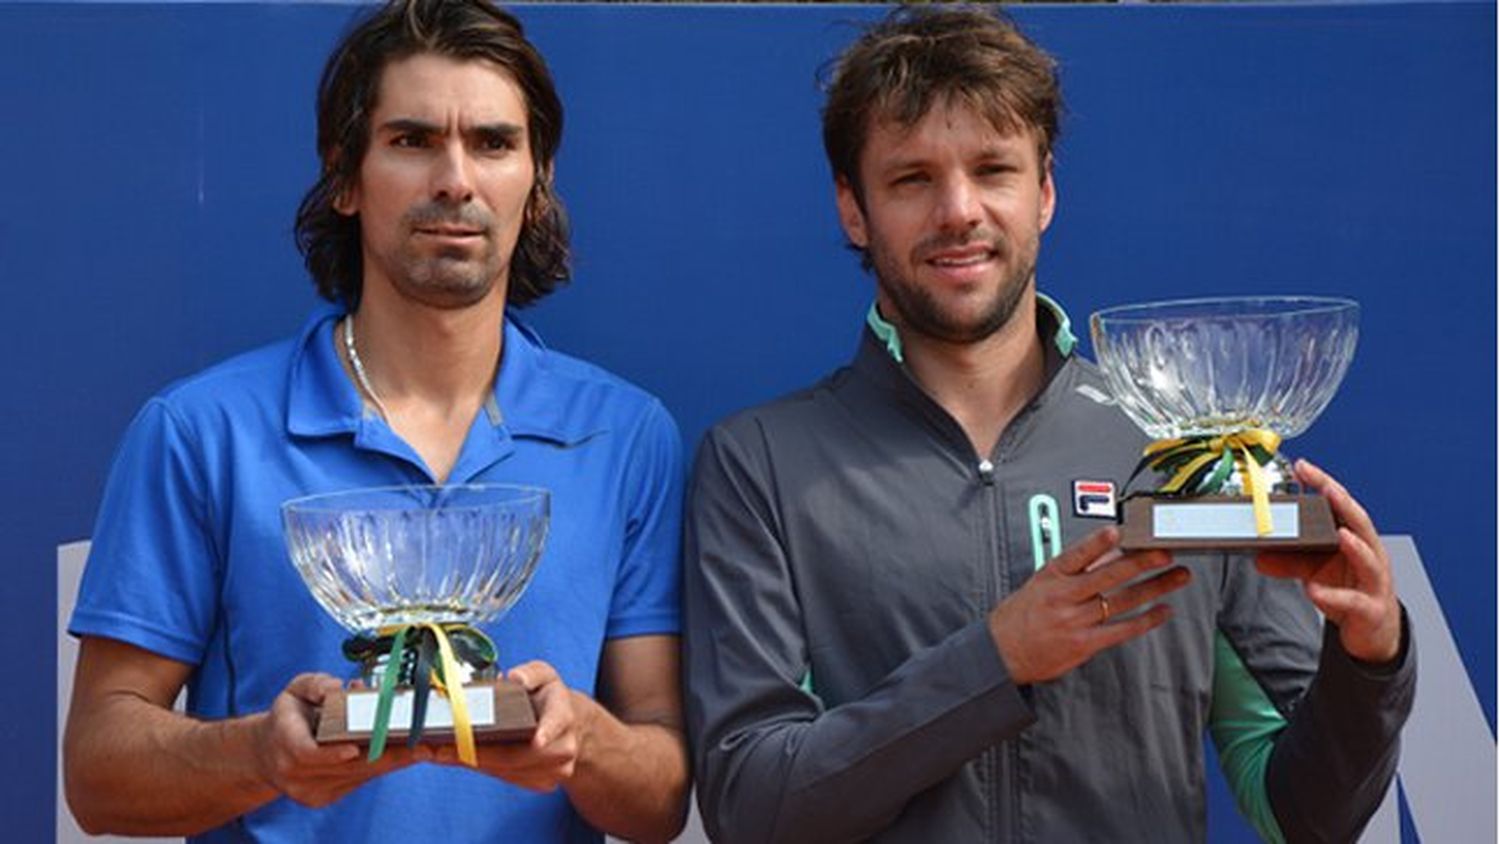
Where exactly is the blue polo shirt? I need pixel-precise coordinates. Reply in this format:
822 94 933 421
71 305 683 843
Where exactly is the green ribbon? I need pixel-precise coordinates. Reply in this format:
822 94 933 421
366 625 409 763
357 623 497 766
1129 429 1284 536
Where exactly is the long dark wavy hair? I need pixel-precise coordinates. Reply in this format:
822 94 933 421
294 0 569 308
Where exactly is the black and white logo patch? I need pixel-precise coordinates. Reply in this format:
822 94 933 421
1072 479 1117 519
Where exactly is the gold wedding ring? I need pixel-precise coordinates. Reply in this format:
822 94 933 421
1097 593 1111 624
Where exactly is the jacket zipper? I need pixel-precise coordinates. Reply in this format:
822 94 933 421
976 457 1016 841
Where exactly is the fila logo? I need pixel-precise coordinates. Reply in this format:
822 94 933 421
1072 479 1117 519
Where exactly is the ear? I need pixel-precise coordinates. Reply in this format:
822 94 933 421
524 161 551 225
834 176 869 249
1038 154 1057 233
328 149 359 217
332 181 359 217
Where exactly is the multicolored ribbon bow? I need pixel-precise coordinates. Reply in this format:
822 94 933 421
350 622 495 767
1134 428 1283 536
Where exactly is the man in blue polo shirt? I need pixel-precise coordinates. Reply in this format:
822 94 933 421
62 2 688 841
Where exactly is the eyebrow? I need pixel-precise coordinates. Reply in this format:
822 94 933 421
471 123 525 144
879 146 1023 173
377 118 525 141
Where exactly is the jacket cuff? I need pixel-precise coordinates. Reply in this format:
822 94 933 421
1324 605 1415 685
947 618 1036 740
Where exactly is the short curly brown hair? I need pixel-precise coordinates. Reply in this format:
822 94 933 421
822 5 1062 201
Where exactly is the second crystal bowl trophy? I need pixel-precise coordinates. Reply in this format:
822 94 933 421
282 483 549 766
1090 296 1358 551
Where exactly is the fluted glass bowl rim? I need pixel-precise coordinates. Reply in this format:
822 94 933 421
1088 294 1360 440
1090 295 1359 325
280 483 550 517
281 482 551 632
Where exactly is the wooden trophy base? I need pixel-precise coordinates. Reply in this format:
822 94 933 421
1119 493 1339 552
315 677 537 745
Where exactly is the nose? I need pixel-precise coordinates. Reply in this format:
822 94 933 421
430 140 476 204
932 175 982 233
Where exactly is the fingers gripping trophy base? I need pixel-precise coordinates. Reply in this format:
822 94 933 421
1119 493 1338 552
315 678 538 745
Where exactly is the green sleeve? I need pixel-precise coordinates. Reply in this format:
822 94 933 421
1209 630 1288 844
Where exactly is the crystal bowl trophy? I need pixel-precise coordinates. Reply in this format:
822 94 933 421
1089 296 1358 551
282 483 549 766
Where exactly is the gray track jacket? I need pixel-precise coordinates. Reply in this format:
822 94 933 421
685 304 1413 843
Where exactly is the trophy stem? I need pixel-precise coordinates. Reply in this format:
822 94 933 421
1131 429 1285 537
314 622 536 765
1119 430 1338 552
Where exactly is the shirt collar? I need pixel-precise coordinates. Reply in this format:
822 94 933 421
286 304 362 438
492 314 607 446
286 303 602 447
855 291 1079 407
864 290 1078 363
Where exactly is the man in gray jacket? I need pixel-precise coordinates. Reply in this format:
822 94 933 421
684 7 1413 843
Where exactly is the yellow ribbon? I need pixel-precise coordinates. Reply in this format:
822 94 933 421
1142 428 1283 536
373 622 479 767
422 623 478 767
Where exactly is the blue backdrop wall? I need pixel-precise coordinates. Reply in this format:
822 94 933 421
1 2 1492 841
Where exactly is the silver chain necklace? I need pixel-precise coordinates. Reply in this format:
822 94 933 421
343 316 393 421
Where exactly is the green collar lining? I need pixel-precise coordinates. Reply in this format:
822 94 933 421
866 291 1077 363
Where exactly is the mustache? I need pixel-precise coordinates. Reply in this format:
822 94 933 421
914 229 1006 260
403 203 493 232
